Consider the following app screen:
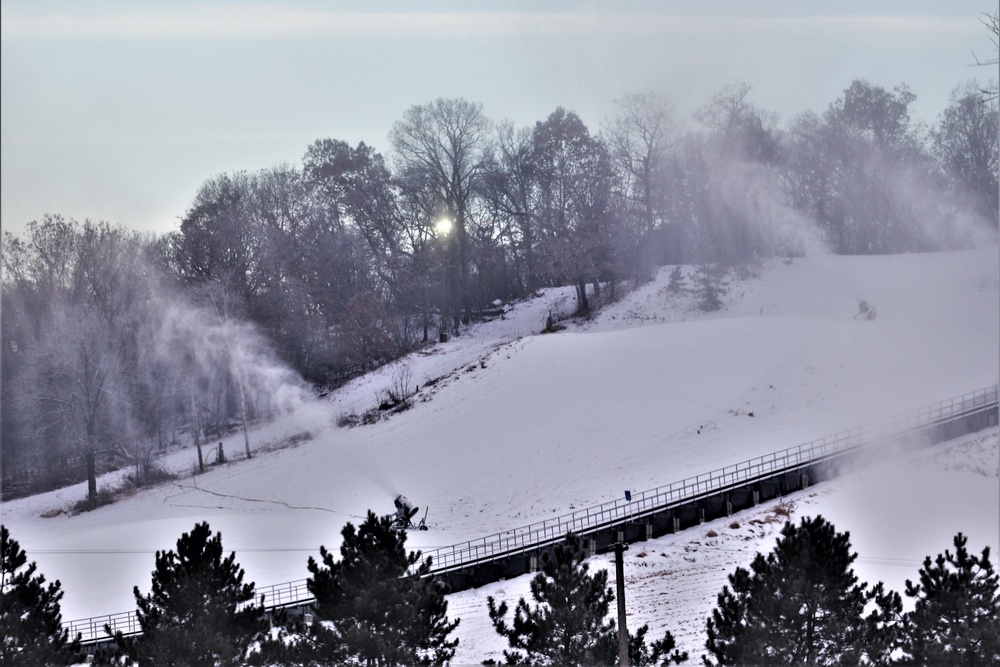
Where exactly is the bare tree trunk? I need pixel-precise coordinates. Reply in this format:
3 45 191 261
458 209 473 325
190 384 204 473
237 372 251 459
575 279 590 315
86 449 97 501
422 282 429 342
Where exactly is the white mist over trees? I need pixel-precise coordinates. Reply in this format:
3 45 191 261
2 217 310 500
933 81 1000 229
2 79 997 497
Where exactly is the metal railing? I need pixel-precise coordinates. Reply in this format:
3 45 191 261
65 385 997 645
416 385 997 573
66 579 315 645
65 610 141 644
256 578 312 609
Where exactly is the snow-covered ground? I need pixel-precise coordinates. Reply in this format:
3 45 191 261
2 248 998 664
447 427 999 664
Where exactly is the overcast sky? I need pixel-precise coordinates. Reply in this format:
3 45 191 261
1 1 996 237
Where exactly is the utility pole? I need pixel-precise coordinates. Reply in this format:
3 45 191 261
615 541 629 667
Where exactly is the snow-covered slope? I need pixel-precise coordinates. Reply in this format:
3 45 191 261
2 248 997 663
449 427 999 663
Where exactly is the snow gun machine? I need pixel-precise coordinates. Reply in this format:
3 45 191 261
391 494 428 532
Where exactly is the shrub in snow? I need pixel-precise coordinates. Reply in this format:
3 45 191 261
0 525 81 666
69 486 117 515
379 366 416 411
337 411 361 428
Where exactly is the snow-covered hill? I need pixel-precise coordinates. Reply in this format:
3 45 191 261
2 248 998 663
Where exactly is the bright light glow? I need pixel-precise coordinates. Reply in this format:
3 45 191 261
435 218 453 236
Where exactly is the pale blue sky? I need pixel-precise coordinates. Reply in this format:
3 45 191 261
2 1 996 235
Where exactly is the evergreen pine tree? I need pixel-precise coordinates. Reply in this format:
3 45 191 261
693 264 725 312
120 521 261 667
704 515 897 666
899 532 1000 665
667 266 686 293
1 525 81 666
488 532 686 666
301 510 459 666
858 581 903 667
622 623 689 667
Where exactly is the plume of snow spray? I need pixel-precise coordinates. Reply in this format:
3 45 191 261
150 293 325 442
708 153 830 257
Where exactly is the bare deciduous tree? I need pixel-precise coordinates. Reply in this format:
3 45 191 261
531 108 615 314
933 81 999 226
390 98 491 328
605 92 679 278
